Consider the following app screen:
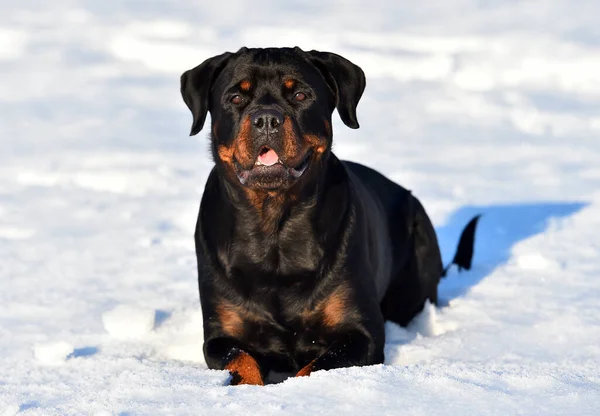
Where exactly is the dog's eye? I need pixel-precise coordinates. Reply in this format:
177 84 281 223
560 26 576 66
231 95 243 105
293 92 307 102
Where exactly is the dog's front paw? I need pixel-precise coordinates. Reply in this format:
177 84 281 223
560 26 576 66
225 351 264 386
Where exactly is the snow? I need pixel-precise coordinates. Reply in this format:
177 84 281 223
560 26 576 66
101 305 156 339
1 0 600 414
33 341 74 366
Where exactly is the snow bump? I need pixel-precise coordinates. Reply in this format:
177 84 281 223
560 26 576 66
102 305 156 339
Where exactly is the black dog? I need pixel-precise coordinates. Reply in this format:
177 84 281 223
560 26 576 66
180 47 478 385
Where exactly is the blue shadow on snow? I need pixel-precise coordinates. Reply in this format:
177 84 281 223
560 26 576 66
435 201 586 303
68 346 99 359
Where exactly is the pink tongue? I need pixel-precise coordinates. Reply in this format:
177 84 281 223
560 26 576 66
258 149 279 166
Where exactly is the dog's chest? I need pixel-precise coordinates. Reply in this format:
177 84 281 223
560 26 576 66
216 206 344 366
229 221 323 277
216 283 340 366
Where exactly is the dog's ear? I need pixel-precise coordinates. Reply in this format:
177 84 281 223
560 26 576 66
180 52 233 136
303 50 366 129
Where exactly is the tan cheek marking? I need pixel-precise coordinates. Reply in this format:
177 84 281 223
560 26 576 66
235 116 254 166
218 145 234 163
240 80 251 91
282 117 299 160
225 351 264 386
304 134 327 154
217 117 253 165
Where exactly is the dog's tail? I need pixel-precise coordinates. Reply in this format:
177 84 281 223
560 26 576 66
442 214 481 277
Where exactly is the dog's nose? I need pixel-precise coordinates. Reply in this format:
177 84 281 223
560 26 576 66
252 109 284 134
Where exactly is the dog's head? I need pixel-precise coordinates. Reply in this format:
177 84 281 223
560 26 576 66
180 47 365 191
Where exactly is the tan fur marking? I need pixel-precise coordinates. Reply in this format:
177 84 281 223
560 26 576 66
240 80 251 91
242 189 287 235
243 188 267 212
218 145 234 163
216 301 244 338
284 79 295 89
322 286 351 328
301 285 356 329
217 118 252 165
296 359 317 377
225 351 264 386
235 116 253 166
217 117 254 184
304 134 327 155
282 117 299 161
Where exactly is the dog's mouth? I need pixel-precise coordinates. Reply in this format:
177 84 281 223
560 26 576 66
234 147 312 188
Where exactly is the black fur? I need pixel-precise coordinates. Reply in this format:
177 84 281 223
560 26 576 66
444 214 481 275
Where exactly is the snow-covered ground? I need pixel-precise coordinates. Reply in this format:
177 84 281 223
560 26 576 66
2 0 600 414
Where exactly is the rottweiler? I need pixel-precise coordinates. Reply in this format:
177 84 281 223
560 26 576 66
180 47 479 385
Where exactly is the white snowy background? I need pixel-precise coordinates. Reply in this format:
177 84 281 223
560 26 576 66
1 0 600 414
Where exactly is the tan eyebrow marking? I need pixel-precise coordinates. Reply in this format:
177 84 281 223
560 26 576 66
284 79 295 89
240 80 251 91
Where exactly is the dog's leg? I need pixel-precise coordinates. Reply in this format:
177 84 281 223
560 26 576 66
199 281 266 385
196 236 266 386
204 338 265 386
